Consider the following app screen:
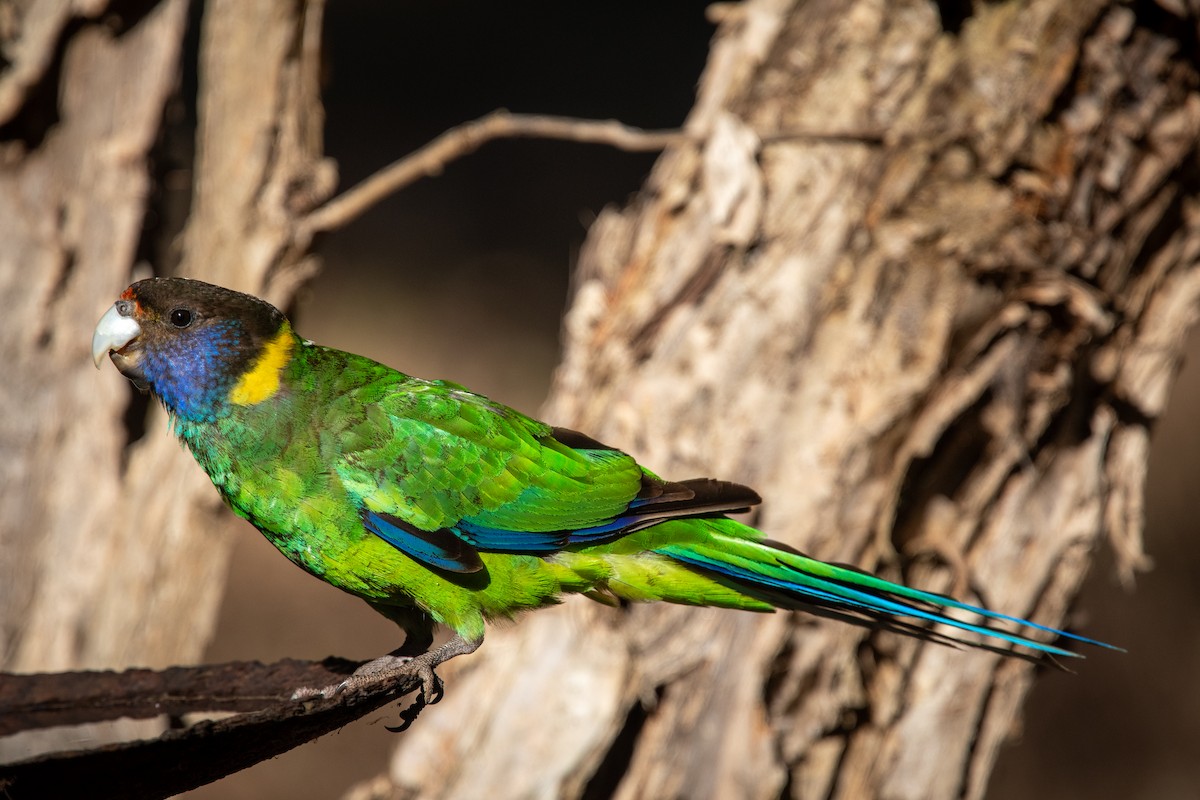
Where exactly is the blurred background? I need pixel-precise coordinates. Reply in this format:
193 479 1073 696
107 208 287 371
169 2 1200 798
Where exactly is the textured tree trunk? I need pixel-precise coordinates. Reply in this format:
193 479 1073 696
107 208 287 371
382 2 1200 799
4 0 1199 797
0 0 326 676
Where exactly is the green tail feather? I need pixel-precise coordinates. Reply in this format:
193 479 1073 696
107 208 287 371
650 520 1119 658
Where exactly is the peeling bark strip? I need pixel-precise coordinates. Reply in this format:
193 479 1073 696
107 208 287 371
385 2 1200 799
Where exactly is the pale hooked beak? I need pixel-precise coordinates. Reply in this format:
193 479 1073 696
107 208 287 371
92 300 142 368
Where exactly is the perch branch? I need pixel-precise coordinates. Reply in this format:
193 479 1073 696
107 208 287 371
0 659 422 800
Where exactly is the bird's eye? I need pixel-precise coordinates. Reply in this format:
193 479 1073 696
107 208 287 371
169 308 194 328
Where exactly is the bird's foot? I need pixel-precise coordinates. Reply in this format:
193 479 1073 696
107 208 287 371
290 652 430 701
291 634 481 731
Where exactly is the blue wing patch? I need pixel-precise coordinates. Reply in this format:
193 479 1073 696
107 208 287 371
362 509 484 573
454 516 643 552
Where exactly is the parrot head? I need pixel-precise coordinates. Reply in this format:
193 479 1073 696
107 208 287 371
92 278 290 421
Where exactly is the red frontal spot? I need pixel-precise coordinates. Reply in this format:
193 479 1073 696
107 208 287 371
118 287 144 315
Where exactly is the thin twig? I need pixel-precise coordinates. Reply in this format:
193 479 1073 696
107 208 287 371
301 110 686 235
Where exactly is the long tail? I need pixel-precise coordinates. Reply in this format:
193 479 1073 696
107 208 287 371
649 519 1118 659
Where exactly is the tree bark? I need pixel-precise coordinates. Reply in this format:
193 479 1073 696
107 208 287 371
0 0 326 674
1 0 187 674
0 0 328 764
383 2 1200 799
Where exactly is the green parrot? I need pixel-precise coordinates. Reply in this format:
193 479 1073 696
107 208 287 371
92 278 1114 712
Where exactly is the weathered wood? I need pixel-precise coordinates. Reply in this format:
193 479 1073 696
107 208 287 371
0 658 421 800
383 2 1200 799
0 659 359 736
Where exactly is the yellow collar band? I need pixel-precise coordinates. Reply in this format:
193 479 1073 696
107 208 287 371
229 322 295 406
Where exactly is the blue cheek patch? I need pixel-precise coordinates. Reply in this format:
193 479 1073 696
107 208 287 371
142 323 243 421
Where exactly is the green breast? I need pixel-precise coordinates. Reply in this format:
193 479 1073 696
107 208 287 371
174 343 572 638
